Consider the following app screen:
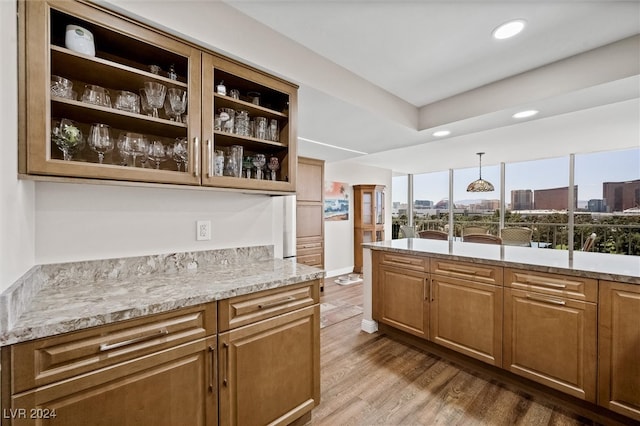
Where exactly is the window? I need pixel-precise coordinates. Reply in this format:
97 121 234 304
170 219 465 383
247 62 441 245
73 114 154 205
453 164 500 238
413 170 450 233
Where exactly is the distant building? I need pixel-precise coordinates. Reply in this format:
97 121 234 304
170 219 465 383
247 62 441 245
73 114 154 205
469 199 500 211
603 179 640 212
414 199 434 208
511 189 533 210
534 186 578 210
434 198 455 209
587 199 607 213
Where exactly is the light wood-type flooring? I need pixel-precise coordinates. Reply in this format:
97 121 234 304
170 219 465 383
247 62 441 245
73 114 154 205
313 280 601 426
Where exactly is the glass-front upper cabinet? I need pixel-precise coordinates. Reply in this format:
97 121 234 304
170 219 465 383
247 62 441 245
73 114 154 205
201 54 297 192
20 0 202 185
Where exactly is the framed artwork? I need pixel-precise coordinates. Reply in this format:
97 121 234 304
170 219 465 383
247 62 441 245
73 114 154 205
324 181 349 220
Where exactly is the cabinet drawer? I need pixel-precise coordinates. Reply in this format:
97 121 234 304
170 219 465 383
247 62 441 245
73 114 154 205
379 252 429 273
297 245 323 258
430 259 503 285
297 252 323 267
218 280 320 332
11 302 216 394
505 268 597 302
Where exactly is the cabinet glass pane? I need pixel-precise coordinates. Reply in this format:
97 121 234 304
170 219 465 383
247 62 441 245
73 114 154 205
363 193 373 224
376 191 384 224
363 230 373 243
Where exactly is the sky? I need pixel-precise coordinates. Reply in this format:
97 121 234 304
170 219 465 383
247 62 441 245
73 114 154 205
393 148 640 204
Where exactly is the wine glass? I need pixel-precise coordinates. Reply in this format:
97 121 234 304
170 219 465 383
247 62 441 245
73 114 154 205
267 156 279 181
139 89 154 116
88 123 113 164
164 96 178 121
143 81 166 118
51 118 84 161
147 140 168 169
252 153 266 180
242 156 253 178
167 88 187 123
119 132 148 167
172 137 188 171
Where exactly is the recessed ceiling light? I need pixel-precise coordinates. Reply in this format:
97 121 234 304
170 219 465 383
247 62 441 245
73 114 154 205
433 130 451 137
492 19 526 40
512 110 539 119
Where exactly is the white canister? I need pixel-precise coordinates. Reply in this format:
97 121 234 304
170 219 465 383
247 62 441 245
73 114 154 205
65 25 95 56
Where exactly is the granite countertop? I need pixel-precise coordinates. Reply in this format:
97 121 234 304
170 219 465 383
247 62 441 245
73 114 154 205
0 247 324 347
363 239 640 284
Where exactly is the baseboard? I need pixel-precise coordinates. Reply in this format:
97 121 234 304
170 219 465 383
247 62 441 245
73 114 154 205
360 318 378 334
326 266 355 278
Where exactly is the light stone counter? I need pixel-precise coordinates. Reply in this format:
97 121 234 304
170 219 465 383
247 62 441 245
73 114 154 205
0 246 324 346
364 238 640 284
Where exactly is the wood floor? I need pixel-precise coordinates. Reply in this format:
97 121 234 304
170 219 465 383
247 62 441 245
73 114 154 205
313 280 599 426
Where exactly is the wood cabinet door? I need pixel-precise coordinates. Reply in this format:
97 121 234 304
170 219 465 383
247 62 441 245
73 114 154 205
431 276 503 366
218 305 320 426
10 337 217 426
503 288 597 402
598 281 640 421
374 264 429 339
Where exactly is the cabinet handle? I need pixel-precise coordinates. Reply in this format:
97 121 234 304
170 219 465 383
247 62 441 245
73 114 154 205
388 257 412 264
429 279 434 302
442 265 479 275
525 294 566 306
194 137 200 177
222 342 229 387
207 139 212 178
208 345 215 393
258 296 295 309
99 328 168 352
521 277 566 289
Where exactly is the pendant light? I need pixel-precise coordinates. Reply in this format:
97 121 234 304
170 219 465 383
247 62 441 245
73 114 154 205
467 152 495 192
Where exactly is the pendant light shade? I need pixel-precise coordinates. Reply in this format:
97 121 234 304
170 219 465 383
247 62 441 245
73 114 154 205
467 152 495 192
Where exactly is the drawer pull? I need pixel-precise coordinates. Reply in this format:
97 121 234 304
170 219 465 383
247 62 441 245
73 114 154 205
99 328 169 352
208 345 215 392
258 296 295 309
522 277 566 289
387 257 413 264
525 294 566 306
443 265 479 275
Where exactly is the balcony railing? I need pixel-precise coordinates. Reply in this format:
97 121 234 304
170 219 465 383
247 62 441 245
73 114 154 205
393 218 640 255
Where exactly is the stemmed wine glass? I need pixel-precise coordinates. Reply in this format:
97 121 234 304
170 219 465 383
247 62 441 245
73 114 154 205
118 132 148 167
139 89 154 116
267 156 279 181
167 88 187 123
164 96 178 121
143 82 167 118
88 123 114 164
172 138 188 171
252 153 266 180
51 118 84 161
147 140 168 169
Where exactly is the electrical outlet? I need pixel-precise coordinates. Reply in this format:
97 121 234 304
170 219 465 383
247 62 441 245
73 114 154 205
196 220 211 241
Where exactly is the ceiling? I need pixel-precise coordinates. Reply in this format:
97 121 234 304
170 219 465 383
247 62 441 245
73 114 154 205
223 0 640 174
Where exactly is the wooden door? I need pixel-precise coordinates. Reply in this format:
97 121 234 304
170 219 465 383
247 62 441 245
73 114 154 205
503 287 597 402
218 306 320 426
431 275 503 366
374 264 429 339
10 336 217 426
598 281 640 421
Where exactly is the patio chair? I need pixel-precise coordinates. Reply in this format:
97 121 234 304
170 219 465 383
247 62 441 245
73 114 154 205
463 234 502 245
399 225 416 238
500 227 533 247
463 226 489 237
418 230 448 240
582 233 597 251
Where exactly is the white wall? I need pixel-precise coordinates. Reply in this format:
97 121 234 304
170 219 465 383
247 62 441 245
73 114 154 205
1 0 35 292
324 161 392 277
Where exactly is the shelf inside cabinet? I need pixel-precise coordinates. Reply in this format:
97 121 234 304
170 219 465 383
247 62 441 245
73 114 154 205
52 98 187 139
214 94 287 119
213 131 286 151
213 70 290 114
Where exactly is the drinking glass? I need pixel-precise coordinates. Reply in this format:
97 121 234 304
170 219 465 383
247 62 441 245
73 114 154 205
114 90 140 113
218 108 235 133
172 137 188 171
167 88 187 123
147 140 168 169
118 132 148 167
139 89 154 116
252 153 266 180
51 75 73 99
88 123 113 164
243 156 253 178
81 85 111 107
267 156 280 181
164 96 178 121
51 118 84 161
234 110 250 136
143 82 167 118
268 119 279 142
254 117 268 139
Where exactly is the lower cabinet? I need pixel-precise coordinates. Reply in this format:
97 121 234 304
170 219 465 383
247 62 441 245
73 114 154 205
503 286 597 402
598 281 640 421
218 305 320 426
373 252 429 339
430 275 503 366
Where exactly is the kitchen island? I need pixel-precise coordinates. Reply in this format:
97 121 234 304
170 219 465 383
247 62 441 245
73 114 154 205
361 238 640 423
1 246 324 425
